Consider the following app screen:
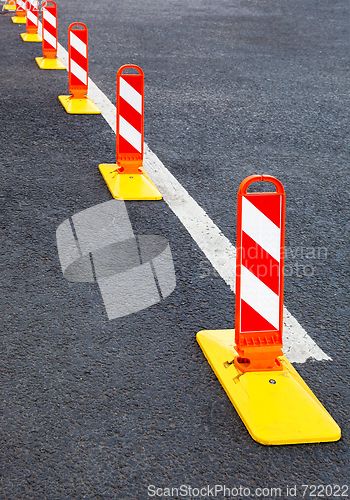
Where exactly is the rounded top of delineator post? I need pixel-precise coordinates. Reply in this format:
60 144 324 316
42 0 56 8
68 22 88 32
238 175 285 196
117 65 144 78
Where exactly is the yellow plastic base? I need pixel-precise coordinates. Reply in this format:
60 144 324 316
98 163 162 200
11 16 26 23
35 56 66 70
20 32 42 42
58 95 101 114
197 329 341 445
4 4 16 10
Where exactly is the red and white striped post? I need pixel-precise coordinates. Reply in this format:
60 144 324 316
58 23 100 114
68 23 88 98
35 1 65 69
196 176 341 445
20 0 42 42
234 175 285 372
116 65 144 174
12 0 26 22
98 65 161 200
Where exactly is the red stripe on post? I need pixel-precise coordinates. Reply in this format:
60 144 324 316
241 231 280 295
42 2 57 57
240 299 279 334
244 193 281 228
68 23 88 98
119 97 142 132
121 74 143 95
70 47 87 73
118 136 141 156
16 0 25 13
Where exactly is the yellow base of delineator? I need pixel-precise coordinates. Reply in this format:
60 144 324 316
98 163 162 200
11 16 26 23
58 95 101 114
35 56 66 70
4 4 16 10
20 32 42 42
197 329 341 445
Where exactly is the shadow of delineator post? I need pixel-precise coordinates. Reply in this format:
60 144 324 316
56 200 176 319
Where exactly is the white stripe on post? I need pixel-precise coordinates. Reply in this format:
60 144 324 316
70 31 87 57
240 265 280 329
119 78 142 113
119 116 142 152
242 197 281 261
70 60 87 85
44 29 56 48
43 9 56 28
27 10 38 26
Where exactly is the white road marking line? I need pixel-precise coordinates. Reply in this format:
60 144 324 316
55 37 330 363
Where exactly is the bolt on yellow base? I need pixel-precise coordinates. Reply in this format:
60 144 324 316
58 95 101 114
20 32 42 42
99 163 162 200
36 56 66 70
12 16 26 23
197 329 341 445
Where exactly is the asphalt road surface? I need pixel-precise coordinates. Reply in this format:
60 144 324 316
1 0 349 499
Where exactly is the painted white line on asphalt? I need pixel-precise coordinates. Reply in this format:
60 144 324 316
55 37 330 363
143 145 330 363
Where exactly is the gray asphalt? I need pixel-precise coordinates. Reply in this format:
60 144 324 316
1 0 349 498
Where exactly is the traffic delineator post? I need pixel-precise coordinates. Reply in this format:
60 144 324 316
35 1 65 69
11 0 26 22
99 65 162 200
20 0 42 42
4 0 16 11
197 175 341 445
58 23 100 114
234 174 285 372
